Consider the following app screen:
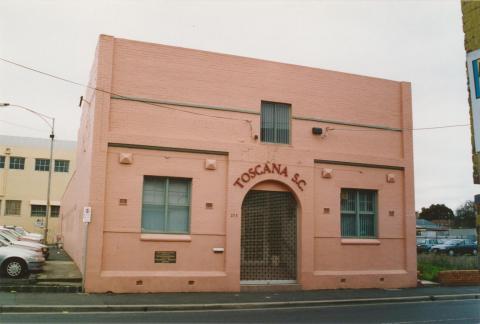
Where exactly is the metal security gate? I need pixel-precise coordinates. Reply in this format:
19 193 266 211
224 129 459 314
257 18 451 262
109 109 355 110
240 190 297 284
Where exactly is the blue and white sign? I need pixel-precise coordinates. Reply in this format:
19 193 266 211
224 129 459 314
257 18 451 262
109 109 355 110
467 49 480 152
83 206 92 223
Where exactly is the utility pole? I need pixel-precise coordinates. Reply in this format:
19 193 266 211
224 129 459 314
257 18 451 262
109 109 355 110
44 119 55 244
0 103 55 243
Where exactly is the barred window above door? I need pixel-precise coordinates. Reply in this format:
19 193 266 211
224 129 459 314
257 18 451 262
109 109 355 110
261 101 291 144
340 189 377 238
141 176 191 234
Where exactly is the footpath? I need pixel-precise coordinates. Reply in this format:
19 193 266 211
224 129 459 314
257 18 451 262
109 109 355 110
0 285 478 313
0 248 478 313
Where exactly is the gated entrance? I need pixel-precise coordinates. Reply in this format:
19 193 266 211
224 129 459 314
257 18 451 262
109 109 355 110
240 190 297 284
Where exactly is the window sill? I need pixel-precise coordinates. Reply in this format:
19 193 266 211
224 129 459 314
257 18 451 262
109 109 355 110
259 142 293 147
140 233 192 242
341 238 380 245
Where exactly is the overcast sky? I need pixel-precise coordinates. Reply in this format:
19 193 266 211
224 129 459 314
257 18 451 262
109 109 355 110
0 0 477 212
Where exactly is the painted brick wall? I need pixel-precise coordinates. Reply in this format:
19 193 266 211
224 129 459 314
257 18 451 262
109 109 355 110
438 270 480 285
62 35 416 293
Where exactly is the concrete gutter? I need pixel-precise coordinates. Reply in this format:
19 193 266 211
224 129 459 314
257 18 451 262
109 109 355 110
0 293 478 313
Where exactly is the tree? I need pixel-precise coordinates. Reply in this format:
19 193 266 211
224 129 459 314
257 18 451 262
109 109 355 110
418 204 454 222
453 200 476 228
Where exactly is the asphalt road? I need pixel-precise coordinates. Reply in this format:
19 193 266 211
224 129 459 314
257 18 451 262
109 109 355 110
1 299 479 323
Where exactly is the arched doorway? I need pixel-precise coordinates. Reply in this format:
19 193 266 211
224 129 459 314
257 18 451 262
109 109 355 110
240 185 297 284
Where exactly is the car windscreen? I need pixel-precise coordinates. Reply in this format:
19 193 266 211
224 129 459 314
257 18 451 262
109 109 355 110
6 230 21 238
0 233 13 243
0 237 11 245
14 228 27 235
0 230 19 241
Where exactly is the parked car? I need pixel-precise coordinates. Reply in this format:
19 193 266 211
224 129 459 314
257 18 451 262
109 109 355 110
416 238 440 253
0 240 45 278
430 239 478 256
4 226 43 241
0 229 49 259
1 227 43 244
0 236 44 258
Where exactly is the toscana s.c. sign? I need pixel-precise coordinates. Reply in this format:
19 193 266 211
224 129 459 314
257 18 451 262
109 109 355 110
233 162 307 191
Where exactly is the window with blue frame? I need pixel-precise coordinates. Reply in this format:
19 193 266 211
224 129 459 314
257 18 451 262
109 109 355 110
473 58 480 99
341 189 377 238
35 159 50 171
9 157 25 170
54 160 70 172
50 205 60 217
31 205 47 217
141 176 191 234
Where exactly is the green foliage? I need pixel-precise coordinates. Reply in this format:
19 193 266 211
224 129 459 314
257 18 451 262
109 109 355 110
418 263 448 281
454 200 476 228
418 204 454 221
417 254 479 281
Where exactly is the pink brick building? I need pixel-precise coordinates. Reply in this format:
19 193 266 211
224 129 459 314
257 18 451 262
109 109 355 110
61 35 416 293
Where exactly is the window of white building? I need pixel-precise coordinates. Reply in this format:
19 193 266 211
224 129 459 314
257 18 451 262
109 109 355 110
9 157 25 170
54 160 70 172
5 200 21 215
35 158 50 171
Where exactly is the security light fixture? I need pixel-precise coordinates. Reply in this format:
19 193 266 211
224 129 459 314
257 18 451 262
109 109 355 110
312 127 323 135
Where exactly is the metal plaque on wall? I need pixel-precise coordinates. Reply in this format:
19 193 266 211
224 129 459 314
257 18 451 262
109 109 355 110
154 251 176 263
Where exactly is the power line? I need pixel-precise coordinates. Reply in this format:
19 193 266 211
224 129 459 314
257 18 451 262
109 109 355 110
0 56 471 132
0 57 252 125
0 119 45 133
328 123 470 132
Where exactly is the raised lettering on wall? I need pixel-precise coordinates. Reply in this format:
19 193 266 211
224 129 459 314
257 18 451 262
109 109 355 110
233 162 307 191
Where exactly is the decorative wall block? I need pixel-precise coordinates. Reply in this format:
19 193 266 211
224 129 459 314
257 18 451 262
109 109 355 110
386 173 395 183
119 153 133 164
205 159 217 170
321 168 333 178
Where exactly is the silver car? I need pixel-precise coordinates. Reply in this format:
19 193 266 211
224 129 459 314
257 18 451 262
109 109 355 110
0 227 43 244
0 236 44 258
0 240 45 278
0 230 49 259
6 226 43 241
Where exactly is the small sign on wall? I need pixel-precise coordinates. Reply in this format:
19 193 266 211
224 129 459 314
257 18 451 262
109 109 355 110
83 207 92 223
155 251 176 263
467 49 480 152
34 219 44 228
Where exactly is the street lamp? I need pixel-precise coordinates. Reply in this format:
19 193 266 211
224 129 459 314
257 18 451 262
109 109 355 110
0 103 55 244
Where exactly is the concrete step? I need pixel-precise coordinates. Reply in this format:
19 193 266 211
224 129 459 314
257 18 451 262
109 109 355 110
0 277 37 285
241 284 302 292
0 283 82 293
36 277 82 283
